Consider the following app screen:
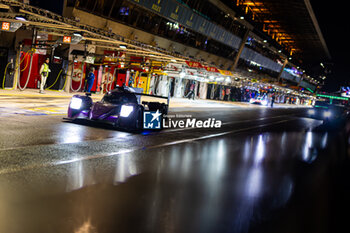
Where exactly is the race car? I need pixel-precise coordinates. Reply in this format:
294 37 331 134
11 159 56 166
65 86 169 131
249 97 268 106
307 101 349 122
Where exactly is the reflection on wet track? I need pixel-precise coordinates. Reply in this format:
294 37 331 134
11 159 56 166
0 107 346 233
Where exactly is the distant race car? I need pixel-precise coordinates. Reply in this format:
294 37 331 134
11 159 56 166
249 97 268 106
65 86 169 131
307 101 349 122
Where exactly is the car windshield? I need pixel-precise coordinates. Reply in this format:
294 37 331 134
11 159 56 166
102 92 138 104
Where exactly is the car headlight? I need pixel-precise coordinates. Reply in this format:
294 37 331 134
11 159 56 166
262 100 268 106
249 99 254 103
308 109 315 115
70 98 82 110
323 111 332 118
120 105 134 117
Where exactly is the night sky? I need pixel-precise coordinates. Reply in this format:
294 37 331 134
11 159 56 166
311 0 350 92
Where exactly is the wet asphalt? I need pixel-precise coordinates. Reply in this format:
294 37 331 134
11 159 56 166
0 105 349 233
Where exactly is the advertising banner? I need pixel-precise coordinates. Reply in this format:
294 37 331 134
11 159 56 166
208 22 218 39
184 68 198 77
185 61 203 69
197 17 211 35
182 8 198 30
204 66 220 73
143 0 168 15
163 0 186 23
218 69 233 76
217 27 226 43
165 63 182 72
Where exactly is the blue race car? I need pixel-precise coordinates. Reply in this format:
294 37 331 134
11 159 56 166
307 101 349 122
65 86 169 131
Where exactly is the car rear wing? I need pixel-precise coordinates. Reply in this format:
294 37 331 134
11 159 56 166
133 92 170 107
125 86 170 107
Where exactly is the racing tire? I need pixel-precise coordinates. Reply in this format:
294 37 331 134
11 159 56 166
132 108 143 132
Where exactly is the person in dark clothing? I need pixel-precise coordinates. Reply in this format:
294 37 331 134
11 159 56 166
185 82 195 100
271 94 275 108
86 67 95 93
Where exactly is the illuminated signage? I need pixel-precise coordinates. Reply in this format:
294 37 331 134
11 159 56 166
284 67 302 77
0 21 22 32
341 87 350 97
317 94 348 100
1 22 10 31
63 36 72 43
306 88 314 93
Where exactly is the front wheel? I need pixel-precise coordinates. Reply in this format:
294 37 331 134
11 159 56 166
134 108 143 131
